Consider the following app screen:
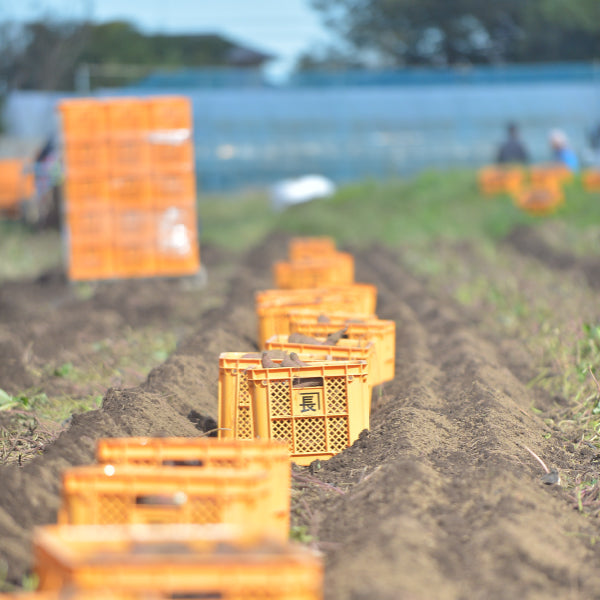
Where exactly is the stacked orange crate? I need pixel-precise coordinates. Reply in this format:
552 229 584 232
60 100 114 280
149 97 200 276
60 96 200 280
106 98 156 278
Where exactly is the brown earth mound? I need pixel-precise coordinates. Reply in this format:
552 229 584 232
1 233 600 599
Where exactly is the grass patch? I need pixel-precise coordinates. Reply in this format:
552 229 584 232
0 221 61 281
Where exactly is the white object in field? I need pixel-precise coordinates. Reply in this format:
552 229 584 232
271 174 336 210
158 207 192 255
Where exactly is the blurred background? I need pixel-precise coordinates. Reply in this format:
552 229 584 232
1 0 599 191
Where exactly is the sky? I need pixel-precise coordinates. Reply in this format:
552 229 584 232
4 0 333 80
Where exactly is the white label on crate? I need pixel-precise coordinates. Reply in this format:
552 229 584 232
158 207 191 255
147 129 191 145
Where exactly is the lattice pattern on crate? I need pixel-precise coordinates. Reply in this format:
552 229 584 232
239 371 251 407
236 405 254 440
98 496 127 524
295 418 327 454
272 419 293 453
327 416 349 453
189 497 221 523
270 380 291 417
325 376 347 414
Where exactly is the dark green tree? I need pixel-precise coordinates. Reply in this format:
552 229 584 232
303 0 600 67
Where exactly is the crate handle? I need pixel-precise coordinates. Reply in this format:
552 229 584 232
162 459 205 467
136 493 187 506
169 593 223 599
292 376 324 389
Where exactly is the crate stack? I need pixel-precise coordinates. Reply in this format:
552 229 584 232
218 236 395 466
477 164 580 215
59 96 200 281
3 437 323 600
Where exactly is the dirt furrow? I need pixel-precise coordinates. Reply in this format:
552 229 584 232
299 245 600 600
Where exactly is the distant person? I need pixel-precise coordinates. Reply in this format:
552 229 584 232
496 122 529 165
549 129 579 172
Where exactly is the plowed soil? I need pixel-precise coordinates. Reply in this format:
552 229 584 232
2 230 600 599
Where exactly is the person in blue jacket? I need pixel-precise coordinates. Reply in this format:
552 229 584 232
549 129 579 172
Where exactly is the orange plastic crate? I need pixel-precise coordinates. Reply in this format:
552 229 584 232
107 139 151 176
218 352 328 442
583 169 600 192
529 164 573 187
64 208 114 245
0 593 122 600
514 184 564 216
109 176 152 210
62 141 108 178
149 139 194 172
59 99 107 140
105 98 150 137
58 465 271 534
113 245 156 278
34 524 323 599
64 178 111 211
477 166 524 196
0 159 33 213
68 243 113 281
264 335 376 400
273 252 355 289
151 171 196 209
148 96 193 130
289 319 395 385
113 208 157 248
256 285 377 347
288 236 337 261
96 437 291 540
247 360 370 465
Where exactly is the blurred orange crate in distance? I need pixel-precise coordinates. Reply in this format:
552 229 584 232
148 96 193 130
0 159 34 214
477 166 524 196
65 208 114 245
68 244 113 281
34 524 323 599
59 99 108 140
288 236 337 261
514 183 564 216
107 139 151 176
105 98 150 136
63 178 111 211
61 95 199 281
274 252 355 289
583 169 600 192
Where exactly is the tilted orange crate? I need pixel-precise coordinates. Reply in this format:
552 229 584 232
529 164 573 186
273 252 355 289
477 166 524 196
218 352 332 441
288 236 336 261
34 524 323 599
247 360 369 465
58 465 277 539
583 169 600 192
96 437 291 539
264 335 376 399
513 183 564 216
256 285 377 346
289 319 396 385
105 98 150 137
